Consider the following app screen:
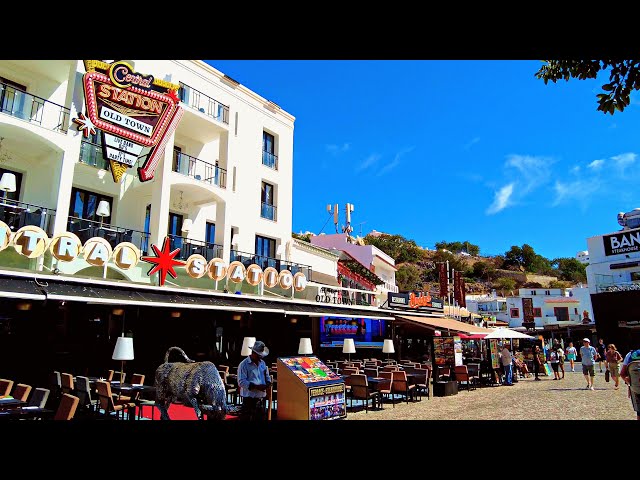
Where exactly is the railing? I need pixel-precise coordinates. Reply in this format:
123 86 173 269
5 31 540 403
173 150 226 188
79 139 110 170
261 202 276 221
0 198 56 235
596 280 640 293
168 234 223 261
230 249 313 282
318 286 376 306
179 83 229 125
540 314 583 325
382 282 398 293
67 217 150 254
0 81 70 133
262 150 278 169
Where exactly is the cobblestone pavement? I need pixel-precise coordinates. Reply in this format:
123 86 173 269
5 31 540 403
345 365 637 420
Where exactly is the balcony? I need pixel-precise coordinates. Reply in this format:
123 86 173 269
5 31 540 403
0 198 55 235
78 139 110 170
596 280 640 293
179 83 229 125
262 150 278 169
67 217 150 254
230 249 313 282
0 81 70 133
260 202 276 221
540 314 582 326
173 150 226 189
168 234 223 261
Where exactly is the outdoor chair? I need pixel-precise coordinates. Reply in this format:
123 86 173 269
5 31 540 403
0 378 14 397
391 370 417 404
54 393 80 420
414 366 431 400
377 371 394 406
12 383 32 402
349 373 381 412
95 380 135 420
454 365 476 391
364 367 379 378
466 363 481 388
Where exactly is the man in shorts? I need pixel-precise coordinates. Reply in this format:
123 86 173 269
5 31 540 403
620 348 640 420
580 338 597 390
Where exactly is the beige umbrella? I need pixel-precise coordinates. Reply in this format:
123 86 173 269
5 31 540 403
484 327 535 339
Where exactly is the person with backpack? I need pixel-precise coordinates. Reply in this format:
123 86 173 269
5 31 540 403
548 346 561 380
620 348 640 420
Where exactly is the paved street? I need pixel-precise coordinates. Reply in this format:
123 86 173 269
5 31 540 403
346 364 637 420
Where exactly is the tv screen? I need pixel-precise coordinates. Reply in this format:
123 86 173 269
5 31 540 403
319 316 387 349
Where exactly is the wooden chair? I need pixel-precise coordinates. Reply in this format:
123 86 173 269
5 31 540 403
435 365 451 381
218 365 230 376
118 373 146 403
95 380 136 420
454 365 476 391
414 367 431 400
0 378 14 397
377 371 394 406
60 373 74 395
349 374 381 412
466 363 481 388
363 367 379 378
75 376 99 415
107 370 115 381
342 367 359 376
383 365 399 372
12 383 32 402
391 370 417 404
54 393 80 420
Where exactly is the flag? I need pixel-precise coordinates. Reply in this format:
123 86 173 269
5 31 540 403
438 263 447 299
459 277 467 308
453 270 461 305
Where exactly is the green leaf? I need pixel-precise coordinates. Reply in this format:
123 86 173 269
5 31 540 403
602 83 614 91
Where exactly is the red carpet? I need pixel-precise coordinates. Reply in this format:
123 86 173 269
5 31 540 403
138 404 238 420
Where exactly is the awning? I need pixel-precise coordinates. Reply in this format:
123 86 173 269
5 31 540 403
0 277 46 301
395 314 495 335
459 333 487 340
0 273 394 319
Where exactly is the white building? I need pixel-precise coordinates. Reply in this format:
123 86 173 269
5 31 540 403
576 250 590 264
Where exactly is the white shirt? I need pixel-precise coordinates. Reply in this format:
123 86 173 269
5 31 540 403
501 348 512 366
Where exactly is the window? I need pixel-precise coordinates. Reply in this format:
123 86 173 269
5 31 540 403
554 307 569 322
255 235 275 258
142 204 151 254
262 131 277 168
0 167 23 201
510 308 519 318
0 77 29 120
69 187 113 221
545 290 550 295
261 181 276 221
205 222 216 244
531 291 536 295
533 308 542 317
168 212 183 236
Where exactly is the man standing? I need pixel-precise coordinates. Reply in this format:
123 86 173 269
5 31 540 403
533 345 542 381
237 340 272 421
596 338 607 373
501 343 513 385
580 338 598 390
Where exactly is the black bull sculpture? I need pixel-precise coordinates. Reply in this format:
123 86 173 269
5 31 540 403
154 346 227 420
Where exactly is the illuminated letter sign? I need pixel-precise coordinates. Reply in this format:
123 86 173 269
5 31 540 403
74 60 183 183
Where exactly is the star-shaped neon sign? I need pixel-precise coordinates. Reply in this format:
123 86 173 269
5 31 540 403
72 112 97 138
141 237 186 286
166 89 180 103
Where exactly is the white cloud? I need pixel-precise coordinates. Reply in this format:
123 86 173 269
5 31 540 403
611 152 636 173
552 179 602 208
504 154 554 194
570 166 581 174
376 147 415 176
356 153 381 172
486 183 514 215
587 159 604 170
325 143 350 154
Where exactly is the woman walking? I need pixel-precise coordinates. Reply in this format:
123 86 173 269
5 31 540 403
557 345 565 379
605 343 624 390
566 342 578 372
549 346 561 380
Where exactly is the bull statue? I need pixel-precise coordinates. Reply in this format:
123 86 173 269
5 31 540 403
154 346 227 420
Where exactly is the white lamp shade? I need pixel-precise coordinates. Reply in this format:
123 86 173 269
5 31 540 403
181 218 193 233
240 336 256 356
298 337 313 355
342 338 356 354
0 173 16 192
112 336 134 361
382 339 395 354
96 200 111 218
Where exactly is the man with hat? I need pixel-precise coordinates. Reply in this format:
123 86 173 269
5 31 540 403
580 338 598 390
237 340 272 420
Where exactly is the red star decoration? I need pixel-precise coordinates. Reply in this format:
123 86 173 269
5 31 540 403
141 237 186 286
166 89 180 104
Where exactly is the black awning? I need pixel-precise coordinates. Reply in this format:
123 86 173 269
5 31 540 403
0 277 47 301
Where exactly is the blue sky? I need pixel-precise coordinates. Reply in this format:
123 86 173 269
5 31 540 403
205 60 640 260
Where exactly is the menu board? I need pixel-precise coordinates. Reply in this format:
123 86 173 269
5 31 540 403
453 336 463 366
280 356 341 384
489 339 500 369
433 337 455 365
309 383 346 420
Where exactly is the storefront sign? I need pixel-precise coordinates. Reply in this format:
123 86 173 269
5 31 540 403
315 294 356 305
0 226 308 291
603 228 640 256
387 292 444 311
308 383 346 420
73 60 183 183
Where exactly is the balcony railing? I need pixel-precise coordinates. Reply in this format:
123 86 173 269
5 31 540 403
67 217 150 254
173 151 226 188
0 198 55 235
230 249 313 282
178 83 229 125
262 150 278 169
79 139 110 170
168 234 223 261
596 280 640 293
540 314 583 325
261 202 276 221
0 81 70 133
